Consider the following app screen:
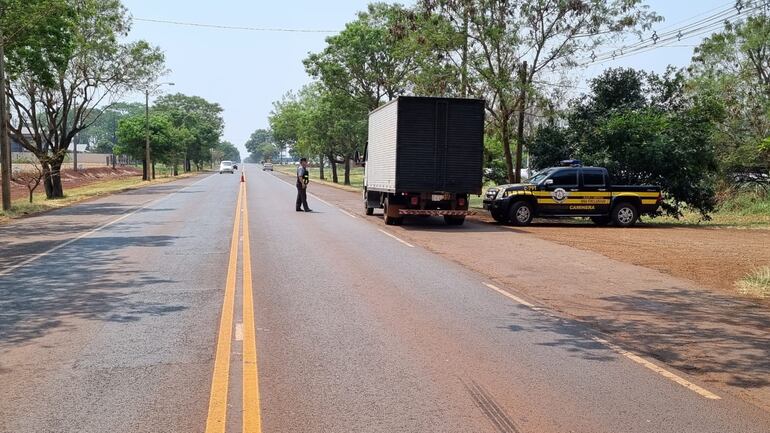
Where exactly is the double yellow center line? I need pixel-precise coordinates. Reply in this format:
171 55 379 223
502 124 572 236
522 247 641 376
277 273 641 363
205 177 263 433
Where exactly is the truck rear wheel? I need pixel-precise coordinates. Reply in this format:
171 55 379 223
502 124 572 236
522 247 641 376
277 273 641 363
444 216 465 226
508 201 534 226
364 189 375 215
612 202 638 227
383 198 402 226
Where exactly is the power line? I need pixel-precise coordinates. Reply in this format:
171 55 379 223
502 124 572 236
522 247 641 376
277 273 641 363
582 0 768 66
133 17 339 34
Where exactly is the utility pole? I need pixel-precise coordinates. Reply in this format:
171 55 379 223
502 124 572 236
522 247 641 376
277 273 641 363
144 89 150 181
514 61 527 184
73 133 78 172
0 30 11 211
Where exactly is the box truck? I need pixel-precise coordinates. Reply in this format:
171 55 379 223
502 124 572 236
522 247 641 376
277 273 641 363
363 96 484 226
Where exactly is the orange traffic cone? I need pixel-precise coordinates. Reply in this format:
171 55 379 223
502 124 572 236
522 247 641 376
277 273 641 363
240 172 245 182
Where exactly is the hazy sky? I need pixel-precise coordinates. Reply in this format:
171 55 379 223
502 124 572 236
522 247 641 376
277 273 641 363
121 0 732 157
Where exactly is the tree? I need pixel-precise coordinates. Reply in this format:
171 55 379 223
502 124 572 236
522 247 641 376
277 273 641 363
216 141 241 163
269 94 302 157
154 93 224 171
115 113 176 167
257 142 279 162
529 67 722 216
270 83 367 185
527 123 571 171
78 102 144 153
304 3 417 110
12 155 44 203
244 129 273 155
4 0 165 198
690 16 770 173
420 0 660 183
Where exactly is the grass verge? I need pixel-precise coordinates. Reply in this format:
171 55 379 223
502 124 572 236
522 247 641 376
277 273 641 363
0 172 199 224
272 164 363 192
646 192 770 228
736 267 770 299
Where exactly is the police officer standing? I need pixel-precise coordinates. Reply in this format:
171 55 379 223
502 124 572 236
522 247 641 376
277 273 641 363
296 158 312 212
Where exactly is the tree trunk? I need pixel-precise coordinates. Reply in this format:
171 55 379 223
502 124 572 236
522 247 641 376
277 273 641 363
501 116 514 184
343 155 351 186
514 61 528 184
173 163 178 176
151 162 156 180
318 154 325 180
43 159 64 199
329 153 338 183
461 10 469 97
142 159 149 181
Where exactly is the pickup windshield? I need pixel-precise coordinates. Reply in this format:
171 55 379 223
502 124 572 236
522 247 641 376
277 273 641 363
527 169 553 185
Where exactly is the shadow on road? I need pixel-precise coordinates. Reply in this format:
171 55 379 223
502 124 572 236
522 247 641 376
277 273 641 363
0 234 186 347
573 287 770 390
393 217 506 233
499 310 618 363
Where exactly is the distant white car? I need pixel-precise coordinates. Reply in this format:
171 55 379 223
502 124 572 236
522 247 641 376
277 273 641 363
219 161 234 174
263 162 273 171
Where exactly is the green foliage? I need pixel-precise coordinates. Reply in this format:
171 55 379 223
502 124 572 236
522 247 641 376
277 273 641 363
528 125 572 172
4 0 165 198
1 0 74 87
78 102 145 153
215 141 241 163
154 93 224 169
418 0 661 182
256 143 279 162
245 129 273 154
530 67 721 217
689 16 770 172
115 113 177 164
304 3 417 109
270 83 367 163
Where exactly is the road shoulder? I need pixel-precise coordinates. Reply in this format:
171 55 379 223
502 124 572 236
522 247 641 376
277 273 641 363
270 170 770 412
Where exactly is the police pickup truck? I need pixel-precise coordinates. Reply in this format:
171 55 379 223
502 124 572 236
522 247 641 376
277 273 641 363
483 161 662 227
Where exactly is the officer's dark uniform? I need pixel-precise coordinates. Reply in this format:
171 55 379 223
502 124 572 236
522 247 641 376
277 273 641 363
296 165 310 212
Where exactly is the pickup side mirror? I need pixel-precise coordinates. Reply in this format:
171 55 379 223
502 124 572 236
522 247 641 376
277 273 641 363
544 179 554 186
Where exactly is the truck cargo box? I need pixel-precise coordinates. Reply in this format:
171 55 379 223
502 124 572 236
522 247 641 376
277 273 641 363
365 97 484 195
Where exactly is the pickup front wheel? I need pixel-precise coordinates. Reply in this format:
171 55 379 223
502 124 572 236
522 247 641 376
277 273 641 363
612 202 638 227
508 201 534 226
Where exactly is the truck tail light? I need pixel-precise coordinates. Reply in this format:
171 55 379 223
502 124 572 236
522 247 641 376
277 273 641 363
410 196 419 206
458 198 466 207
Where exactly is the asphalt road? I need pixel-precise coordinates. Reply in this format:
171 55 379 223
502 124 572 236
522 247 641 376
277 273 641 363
2 164 770 432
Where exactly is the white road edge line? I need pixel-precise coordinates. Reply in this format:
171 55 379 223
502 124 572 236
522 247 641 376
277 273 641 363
378 229 414 248
482 282 720 400
268 171 345 210
310 194 333 207
338 208 358 219
482 282 535 307
0 174 214 277
591 336 721 400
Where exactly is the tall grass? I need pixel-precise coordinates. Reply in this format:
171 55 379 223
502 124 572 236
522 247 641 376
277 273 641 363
737 267 770 299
